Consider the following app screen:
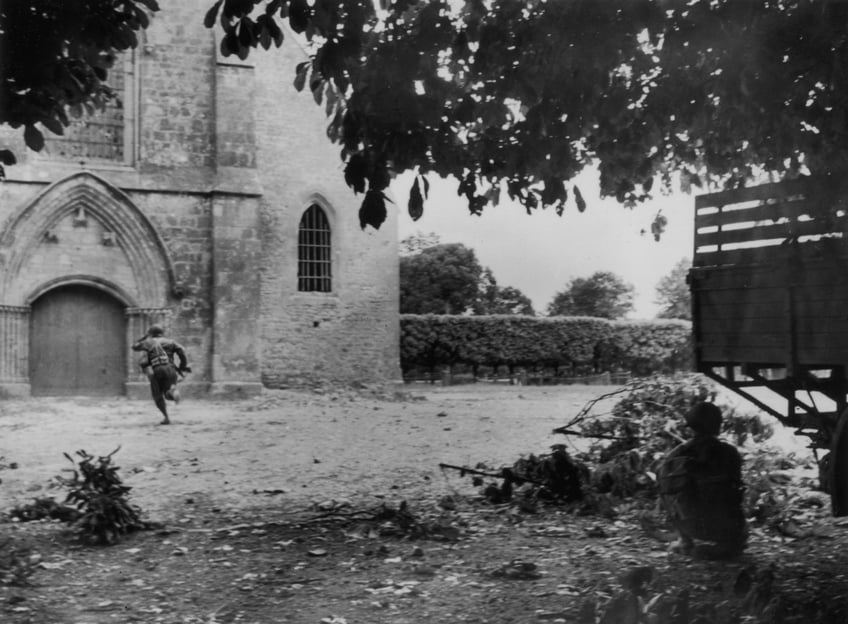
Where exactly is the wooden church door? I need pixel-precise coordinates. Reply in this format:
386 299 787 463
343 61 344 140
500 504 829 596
30 285 127 396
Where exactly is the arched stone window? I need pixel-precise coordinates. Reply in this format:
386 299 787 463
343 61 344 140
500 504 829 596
297 204 332 292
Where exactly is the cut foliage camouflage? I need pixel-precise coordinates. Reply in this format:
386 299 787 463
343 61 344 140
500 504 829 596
442 375 828 532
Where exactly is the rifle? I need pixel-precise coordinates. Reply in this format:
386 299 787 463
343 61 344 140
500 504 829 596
438 463 546 486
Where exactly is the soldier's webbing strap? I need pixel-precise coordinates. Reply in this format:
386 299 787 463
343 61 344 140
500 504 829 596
148 340 171 368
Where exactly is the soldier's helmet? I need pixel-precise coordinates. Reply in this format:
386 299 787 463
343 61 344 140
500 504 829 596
147 325 165 337
685 402 722 436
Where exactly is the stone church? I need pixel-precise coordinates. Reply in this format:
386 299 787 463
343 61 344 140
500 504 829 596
0 3 400 398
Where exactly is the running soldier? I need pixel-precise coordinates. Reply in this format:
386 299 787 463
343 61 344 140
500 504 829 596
132 325 190 425
657 401 748 559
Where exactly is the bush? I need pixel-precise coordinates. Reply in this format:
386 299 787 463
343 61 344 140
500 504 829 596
61 448 147 545
401 314 612 372
456 373 810 531
598 320 693 375
400 314 692 377
577 374 776 496
579 374 716 462
10 497 81 523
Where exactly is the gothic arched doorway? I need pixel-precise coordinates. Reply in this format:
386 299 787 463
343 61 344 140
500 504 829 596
29 285 127 396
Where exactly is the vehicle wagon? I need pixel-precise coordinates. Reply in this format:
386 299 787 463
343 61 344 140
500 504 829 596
690 176 848 514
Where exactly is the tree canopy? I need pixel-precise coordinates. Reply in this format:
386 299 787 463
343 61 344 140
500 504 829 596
0 0 159 176
399 242 533 315
204 0 848 229
6 1 848 230
473 268 535 316
400 242 483 314
547 271 635 320
655 257 692 320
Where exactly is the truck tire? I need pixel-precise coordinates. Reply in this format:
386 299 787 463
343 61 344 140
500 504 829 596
829 407 848 516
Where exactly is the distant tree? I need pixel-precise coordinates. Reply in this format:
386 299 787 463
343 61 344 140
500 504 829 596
400 243 482 314
399 232 441 256
655 258 692 320
474 268 534 316
547 271 634 319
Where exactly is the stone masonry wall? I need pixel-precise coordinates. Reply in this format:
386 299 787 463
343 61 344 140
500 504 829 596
0 2 400 395
0 183 43 247
253 32 401 387
13 211 138 301
137 3 216 170
128 191 214 381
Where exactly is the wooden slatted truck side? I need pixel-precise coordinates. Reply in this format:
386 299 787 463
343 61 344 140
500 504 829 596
690 177 848 515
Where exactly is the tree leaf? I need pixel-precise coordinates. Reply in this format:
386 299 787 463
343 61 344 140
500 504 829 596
540 176 564 208
0 149 16 166
359 189 387 230
238 17 255 49
24 125 45 152
41 114 64 136
344 154 368 194
135 0 160 11
312 79 324 106
266 0 283 15
409 176 424 221
258 16 272 50
294 61 310 92
368 164 390 192
268 18 284 47
204 0 222 28
574 185 586 213
289 0 310 34
325 85 338 116
326 106 344 142
219 31 235 57
134 5 150 29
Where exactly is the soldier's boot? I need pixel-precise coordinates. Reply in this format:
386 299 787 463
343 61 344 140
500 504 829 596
154 399 170 425
164 387 180 403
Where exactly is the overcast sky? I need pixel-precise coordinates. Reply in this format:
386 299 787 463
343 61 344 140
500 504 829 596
394 169 695 319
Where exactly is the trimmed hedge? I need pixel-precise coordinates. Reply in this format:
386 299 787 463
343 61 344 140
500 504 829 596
401 315 692 377
599 319 694 375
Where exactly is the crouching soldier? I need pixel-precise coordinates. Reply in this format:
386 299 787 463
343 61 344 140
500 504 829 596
657 402 747 559
132 325 191 425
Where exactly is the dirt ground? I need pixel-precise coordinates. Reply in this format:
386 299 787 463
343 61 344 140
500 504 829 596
0 385 608 515
2 384 848 623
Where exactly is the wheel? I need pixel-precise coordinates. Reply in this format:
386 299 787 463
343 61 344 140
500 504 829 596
829 407 848 516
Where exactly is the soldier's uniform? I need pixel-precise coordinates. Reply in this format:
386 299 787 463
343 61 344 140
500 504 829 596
132 325 190 425
657 402 747 559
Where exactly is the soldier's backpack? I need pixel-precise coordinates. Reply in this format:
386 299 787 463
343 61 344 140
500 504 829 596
657 454 695 496
145 338 171 368
658 441 735 500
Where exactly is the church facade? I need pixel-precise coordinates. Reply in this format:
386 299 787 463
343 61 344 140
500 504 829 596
0 3 400 398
